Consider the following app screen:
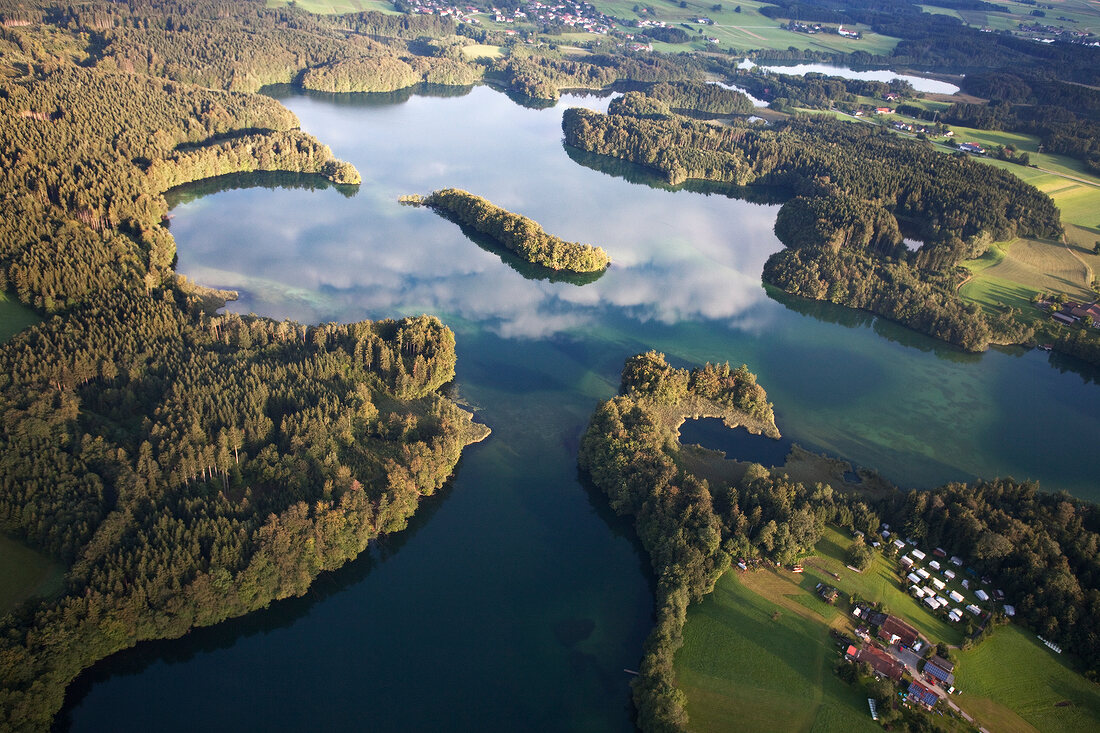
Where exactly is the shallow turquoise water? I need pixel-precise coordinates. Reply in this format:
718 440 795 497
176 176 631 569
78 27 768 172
61 85 1100 731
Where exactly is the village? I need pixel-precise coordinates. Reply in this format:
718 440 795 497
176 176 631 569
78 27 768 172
805 529 1019 724
402 0 618 34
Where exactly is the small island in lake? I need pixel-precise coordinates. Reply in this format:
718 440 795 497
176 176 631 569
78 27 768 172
404 188 611 274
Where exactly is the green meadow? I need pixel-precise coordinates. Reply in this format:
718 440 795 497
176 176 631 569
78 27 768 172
0 292 38 343
0 534 64 616
954 624 1100 733
675 569 881 733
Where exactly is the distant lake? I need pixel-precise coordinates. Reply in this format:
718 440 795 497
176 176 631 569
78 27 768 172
741 59 961 94
61 84 1098 732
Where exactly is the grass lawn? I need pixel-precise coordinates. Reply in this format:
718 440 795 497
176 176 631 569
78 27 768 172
676 569 881 733
954 624 1100 733
0 534 64 615
0 291 38 343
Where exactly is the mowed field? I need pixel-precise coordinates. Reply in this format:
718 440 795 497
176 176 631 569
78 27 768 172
960 238 1094 318
675 526 968 732
954 625 1100 733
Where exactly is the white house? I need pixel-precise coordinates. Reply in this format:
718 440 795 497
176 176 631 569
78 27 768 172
949 590 964 603
911 549 926 561
975 589 990 602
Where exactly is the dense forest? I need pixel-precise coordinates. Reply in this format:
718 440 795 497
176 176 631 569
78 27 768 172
583 354 1100 731
412 188 612 273
0 5 490 729
643 80 754 116
563 95 1057 351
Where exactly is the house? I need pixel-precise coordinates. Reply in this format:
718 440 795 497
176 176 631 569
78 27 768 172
966 604 981 615
949 608 963 622
901 555 914 568
911 585 926 598
856 646 905 681
1004 604 1016 617
924 596 941 610
950 556 964 567
944 569 956 580
911 550 926 561
907 572 922 585
868 611 888 627
879 615 920 647
916 568 931 580
933 548 947 558
975 589 990 602
885 92 900 101
932 578 946 591
961 579 970 590
909 681 940 708
875 106 894 114
925 656 955 686
937 595 950 607
1053 312 1077 325
817 584 839 604
1069 303 1100 321
893 539 906 550
958 142 986 154
949 590 965 603
845 644 859 658
929 560 941 571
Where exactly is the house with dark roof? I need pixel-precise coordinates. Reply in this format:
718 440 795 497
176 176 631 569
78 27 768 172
856 646 905 681
924 656 955 686
908 681 940 708
878 615 919 647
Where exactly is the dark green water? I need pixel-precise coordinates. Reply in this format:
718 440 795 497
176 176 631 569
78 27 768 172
62 85 1100 731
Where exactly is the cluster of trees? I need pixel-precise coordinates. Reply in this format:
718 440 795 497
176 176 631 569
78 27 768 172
883 480 1100 677
563 98 1060 351
300 53 483 94
726 67 910 111
644 80 754 116
0 7 488 729
494 52 699 101
580 353 881 732
421 188 611 273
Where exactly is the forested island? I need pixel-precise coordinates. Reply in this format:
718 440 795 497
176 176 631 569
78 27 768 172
406 188 611 273
581 353 1100 732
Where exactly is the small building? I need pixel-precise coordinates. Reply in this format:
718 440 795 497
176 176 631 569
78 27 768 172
949 608 963 622
949 590 965 603
925 656 955 686
924 596 941 610
975 589 990 602
1004 604 1016 616
961 579 970 590
818 584 839 604
856 646 905 681
907 572 922 585
944 569 956 580
929 560 942 571
1053 312 1076 325
868 611 888 627
875 106 894 114
901 555 914 568
893 539 906 550
917 568 931 580
878 615 920 647
937 595 950 607
933 548 947 558
966 604 981 616
911 585 926 598
932 578 946 591
908 681 940 709
911 549 926 561
950 556 964 567
958 142 985 154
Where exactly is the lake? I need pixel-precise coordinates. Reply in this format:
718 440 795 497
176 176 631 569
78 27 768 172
61 84 1099 731
740 59 961 94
